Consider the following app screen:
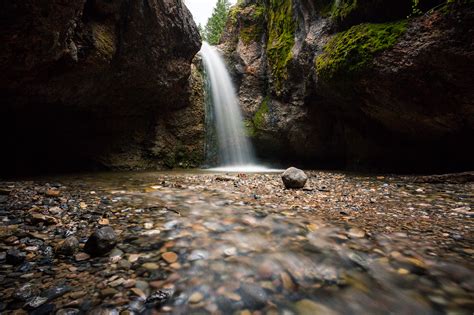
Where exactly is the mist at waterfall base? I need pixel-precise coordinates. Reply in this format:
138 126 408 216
200 42 280 173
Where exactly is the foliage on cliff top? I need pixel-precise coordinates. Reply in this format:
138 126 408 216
316 21 407 80
266 0 295 89
202 0 231 45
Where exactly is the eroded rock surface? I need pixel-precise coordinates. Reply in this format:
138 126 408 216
220 0 473 172
0 0 204 174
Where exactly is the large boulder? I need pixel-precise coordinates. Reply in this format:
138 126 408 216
281 167 308 189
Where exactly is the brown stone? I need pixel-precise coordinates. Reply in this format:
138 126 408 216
162 252 178 264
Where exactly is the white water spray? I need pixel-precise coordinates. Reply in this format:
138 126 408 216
200 42 261 170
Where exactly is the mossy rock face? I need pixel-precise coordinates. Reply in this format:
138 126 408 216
266 0 295 89
316 21 407 81
229 2 266 45
243 97 271 138
239 4 266 44
244 119 257 137
253 96 270 129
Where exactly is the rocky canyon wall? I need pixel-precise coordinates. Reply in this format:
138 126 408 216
220 0 473 172
0 0 205 175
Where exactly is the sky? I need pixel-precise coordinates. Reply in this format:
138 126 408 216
184 0 237 27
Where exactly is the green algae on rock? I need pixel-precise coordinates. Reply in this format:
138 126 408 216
316 21 408 80
252 96 270 130
266 0 295 89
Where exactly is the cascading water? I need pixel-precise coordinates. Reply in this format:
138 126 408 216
201 42 264 171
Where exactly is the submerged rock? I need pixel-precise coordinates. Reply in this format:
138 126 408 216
30 213 58 225
13 283 37 301
294 299 339 315
6 248 26 265
84 227 117 256
145 289 174 308
56 236 80 256
281 167 308 189
238 283 268 309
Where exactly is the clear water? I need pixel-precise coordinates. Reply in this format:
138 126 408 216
4 171 471 314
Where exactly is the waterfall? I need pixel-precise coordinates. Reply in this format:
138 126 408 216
200 42 258 170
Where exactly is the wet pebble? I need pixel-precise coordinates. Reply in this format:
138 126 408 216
56 308 80 315
188 250 209 261
188 292 204 304
130 288 147 300
30 303 56 315
294 299 339 315
145 289 173 308
100 288 118 298
84 227 117 256
162 252 178 264
224 247 237 256
6 248 26 265
238 283 268 309
13 283 37 301
57 236 80 256
75 252 90 262
348 228 366 239
142 262 159 270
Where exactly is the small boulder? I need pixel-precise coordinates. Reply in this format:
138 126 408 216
281 167 308 189
84 227 117 256
56 236 80 256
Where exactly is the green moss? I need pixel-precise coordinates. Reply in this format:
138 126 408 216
240 24 263 44
252 97 270 129
239 4 266 44
228 5 241 25
251 4 266 20
316 21 407 80
266 0 295 89
243 97 270 138
244 119 257 137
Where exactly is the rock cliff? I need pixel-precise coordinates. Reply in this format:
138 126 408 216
0 0 204 174
221 0 473 172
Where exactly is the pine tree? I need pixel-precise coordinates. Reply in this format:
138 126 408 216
203 0 231 45
198 23 206 39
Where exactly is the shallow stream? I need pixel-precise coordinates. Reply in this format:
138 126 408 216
0 171 472 314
